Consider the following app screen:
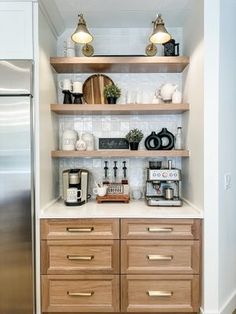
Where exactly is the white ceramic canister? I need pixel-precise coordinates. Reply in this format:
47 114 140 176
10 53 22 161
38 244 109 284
75 133 87 151
172 89 182 103
82 133 95 151
59 79 72 91
72 81 83 94
62 129 78 151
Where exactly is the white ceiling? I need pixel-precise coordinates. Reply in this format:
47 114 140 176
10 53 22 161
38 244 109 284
40 0 193 35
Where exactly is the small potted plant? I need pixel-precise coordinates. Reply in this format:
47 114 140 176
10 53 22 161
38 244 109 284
125 128 144 150
103 84 121 104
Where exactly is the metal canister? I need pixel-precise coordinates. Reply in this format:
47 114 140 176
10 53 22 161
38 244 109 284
165 188 174 200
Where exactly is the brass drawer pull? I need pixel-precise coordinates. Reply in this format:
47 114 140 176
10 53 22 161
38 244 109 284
66 227 94 233
67 255 94 261
147 254 173 261
67 291 94 297
147 290 173 297
147 227 173 233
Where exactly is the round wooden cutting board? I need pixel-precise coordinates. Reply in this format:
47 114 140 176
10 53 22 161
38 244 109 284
83 74 114 104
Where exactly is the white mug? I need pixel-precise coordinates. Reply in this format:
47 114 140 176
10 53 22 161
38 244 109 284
93 186 108 197
64 38 75 49
65 48 75 57
66 188 81 203
59 79 72 91
73 81 83 94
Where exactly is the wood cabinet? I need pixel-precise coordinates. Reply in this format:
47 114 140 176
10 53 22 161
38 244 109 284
121 275 200 313
41 239 119 274
41 218 201 313
41 218 119 240
121 240 200 274
42 275 119 312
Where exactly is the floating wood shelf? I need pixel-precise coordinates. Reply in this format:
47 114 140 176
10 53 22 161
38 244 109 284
51 150 189 158
50 56 189 73
51 103 189 115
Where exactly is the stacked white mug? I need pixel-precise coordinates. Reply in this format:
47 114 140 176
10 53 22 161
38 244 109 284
64 38 75 57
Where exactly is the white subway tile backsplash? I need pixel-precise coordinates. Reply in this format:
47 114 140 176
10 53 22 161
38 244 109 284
57 27 184 196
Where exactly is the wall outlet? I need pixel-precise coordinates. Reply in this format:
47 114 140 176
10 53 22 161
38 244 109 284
224 173 232 190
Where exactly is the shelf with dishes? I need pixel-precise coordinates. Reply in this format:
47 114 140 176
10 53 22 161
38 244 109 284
51 103 189 115
51 150 189 158
50 56 189 73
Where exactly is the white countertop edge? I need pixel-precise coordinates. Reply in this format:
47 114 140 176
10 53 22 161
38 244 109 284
40 198 204 219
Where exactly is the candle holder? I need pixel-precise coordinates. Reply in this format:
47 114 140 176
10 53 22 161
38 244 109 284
62 90 73 104
72 93 83 104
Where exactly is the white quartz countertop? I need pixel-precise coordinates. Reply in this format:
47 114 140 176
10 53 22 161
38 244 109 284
40 199 203 219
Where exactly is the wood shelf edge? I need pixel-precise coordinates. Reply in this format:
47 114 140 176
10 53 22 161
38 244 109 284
50 103 190 115
51 150 190 158
50 56 190 74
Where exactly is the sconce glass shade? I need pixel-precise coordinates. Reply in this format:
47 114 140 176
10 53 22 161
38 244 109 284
149 14 171 44
71 14 93 44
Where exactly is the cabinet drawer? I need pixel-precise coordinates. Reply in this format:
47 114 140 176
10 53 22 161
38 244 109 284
121 219 201 240
121 240 200 274
41 219 119 240
42 275 119 312
121 275 200 312
41 240 119 274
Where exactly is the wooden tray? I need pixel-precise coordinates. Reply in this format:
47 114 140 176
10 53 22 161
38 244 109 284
96 194 130 203
83 74 113 104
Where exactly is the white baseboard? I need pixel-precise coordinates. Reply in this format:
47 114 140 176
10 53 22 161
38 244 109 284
220 289 236 314
201 289 236 314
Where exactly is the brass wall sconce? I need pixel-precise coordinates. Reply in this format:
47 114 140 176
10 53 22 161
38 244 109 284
71 14 94 57
146 14 172 56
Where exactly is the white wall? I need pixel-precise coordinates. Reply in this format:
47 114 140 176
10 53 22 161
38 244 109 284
218 0 236 312
204 0 236 313
39 7 59 209
203 0 220 312
182 0 204 210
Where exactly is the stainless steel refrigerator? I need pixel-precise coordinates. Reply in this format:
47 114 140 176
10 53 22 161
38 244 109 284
0 61 35 314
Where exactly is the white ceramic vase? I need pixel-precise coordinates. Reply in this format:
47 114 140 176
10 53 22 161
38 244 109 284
82 132 95 151
62 129 78 151
172 89 182 103
75 133 87 151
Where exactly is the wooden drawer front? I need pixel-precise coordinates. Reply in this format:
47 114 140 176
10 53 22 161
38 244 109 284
41 240 119 274
121 219 200 240
41 219 119 240
42 275 119 312
121 275 199 312
121 240 199 274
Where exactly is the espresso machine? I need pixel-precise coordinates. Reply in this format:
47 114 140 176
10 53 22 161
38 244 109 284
63 169 89 206
145 161 182 206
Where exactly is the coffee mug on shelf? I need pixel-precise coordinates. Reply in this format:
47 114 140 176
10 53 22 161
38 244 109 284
65 48 75 57
66 188 81 203
59 79 72 91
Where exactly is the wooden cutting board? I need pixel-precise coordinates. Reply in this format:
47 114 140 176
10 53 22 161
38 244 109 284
83 74 114 104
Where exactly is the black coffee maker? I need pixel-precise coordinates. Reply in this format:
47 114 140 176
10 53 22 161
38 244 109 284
62 169 89 206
